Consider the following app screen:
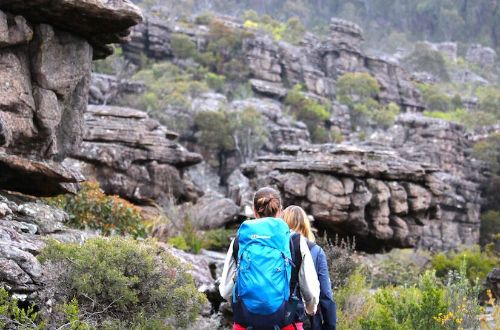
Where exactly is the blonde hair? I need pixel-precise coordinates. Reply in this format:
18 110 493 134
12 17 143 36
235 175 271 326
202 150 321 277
282 205 315 242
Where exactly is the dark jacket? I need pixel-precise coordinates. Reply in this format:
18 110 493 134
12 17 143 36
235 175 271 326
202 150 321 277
309 244 337 330
295 242 337 330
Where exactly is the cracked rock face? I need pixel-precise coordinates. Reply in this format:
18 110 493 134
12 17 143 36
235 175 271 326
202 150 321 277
0 193 89 296
233 143 480 251
0 3 143 196
67 105 203 204
0 0 143 59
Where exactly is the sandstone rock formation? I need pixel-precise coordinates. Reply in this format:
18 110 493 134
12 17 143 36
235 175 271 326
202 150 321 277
67 105 203 204
232 143 480 251
0 1 143 194
122 16 423 112
466 44 497 69
89 73 146 105
0 0 143 58
0 193 89 297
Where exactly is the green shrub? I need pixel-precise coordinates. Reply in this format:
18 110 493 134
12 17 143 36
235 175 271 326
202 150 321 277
168 218 203 254
430 246 498 283
336 72 387 129
423 108 496 129
418 83 453 111
170 33 197 59
318 235 358 290
285 85 330 142
360 271 449 330
403 43 450 81
47 182 145 238
476 86 500 120
373 102 400 128
336 271 373 330
205 72 226 92
202 228 236 251
0 287 44 329
480 210 500 248
39 237 206 328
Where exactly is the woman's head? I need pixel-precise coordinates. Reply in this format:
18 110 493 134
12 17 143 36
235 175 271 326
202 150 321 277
282 205 315 242
253 187 282 218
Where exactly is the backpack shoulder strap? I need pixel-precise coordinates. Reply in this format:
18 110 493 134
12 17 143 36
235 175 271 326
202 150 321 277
232 235 240 263
289 232 302 294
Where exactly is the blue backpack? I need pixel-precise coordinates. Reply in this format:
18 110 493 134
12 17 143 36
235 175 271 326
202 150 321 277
232 217 302 329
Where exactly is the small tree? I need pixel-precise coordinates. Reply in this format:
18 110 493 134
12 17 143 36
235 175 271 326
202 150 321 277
170 33 197 59
336 72 382 129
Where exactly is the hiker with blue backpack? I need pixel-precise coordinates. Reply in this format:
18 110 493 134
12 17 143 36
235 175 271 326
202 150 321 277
283 206 337 330
219 187 320 330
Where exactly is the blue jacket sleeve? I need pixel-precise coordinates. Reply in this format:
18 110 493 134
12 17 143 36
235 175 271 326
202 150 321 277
312 246 337 330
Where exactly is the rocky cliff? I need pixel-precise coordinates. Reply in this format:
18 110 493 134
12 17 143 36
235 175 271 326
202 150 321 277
123 16 423 115
0 0 142 299
231 141 480 251
66 105 203 205
0 0 142 195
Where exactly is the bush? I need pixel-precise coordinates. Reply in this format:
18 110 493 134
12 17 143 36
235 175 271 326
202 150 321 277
480 210 500 247
47 182 145 238
336 72 387 129
168 218 203 254
373 102 400 129
430 246 498 283
170 33 197 59
202 228 236 251
39 237 206 328
285 85 330 142
336 271 373 330
476 86 500 120
417 83 454 112
0 287 43 329
205 72 226 92
318 234 358 290
403 43 450 81
474 133 500 211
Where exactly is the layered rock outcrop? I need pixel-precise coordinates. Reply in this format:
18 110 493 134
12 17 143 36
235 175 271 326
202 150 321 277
0 1 143 195
232 143 480 251
67 105 203 204
122 16 423 112
0 193 88 297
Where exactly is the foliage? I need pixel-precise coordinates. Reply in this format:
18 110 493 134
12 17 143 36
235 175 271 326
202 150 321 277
128 62 209 113
201 228 236 251
243 14 305 44
0 287 43 329
170 33 197 59
373 102 400 129
285 85 330 142
480 290 500 330
205 72 226 92
336 271 373 330
168 225 235 253
423 109 497 129
418 83 453 111
473 133 500 211
336 72 400 129
195 20 250 82
480 211 500 247
39 237 206 328
476 86 500 120
367 249 430 288
318 234 358 290
360 264 481 330
403 43 450 81
168 217 203 254
194 107 268 163
47 181 145 238
430 245 498 283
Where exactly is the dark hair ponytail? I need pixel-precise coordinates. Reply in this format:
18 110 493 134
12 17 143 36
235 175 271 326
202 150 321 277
253 187 282 218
